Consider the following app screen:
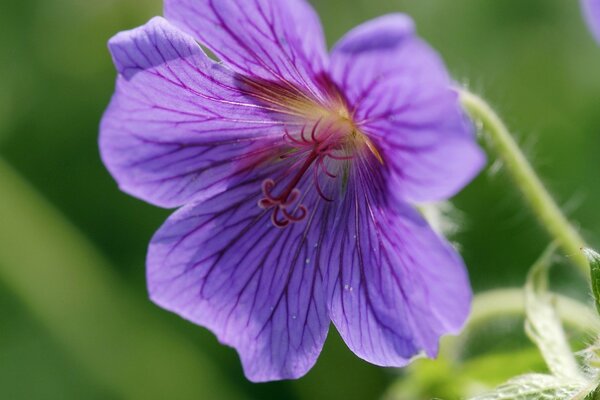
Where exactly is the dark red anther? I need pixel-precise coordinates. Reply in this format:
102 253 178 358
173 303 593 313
259 120 358 228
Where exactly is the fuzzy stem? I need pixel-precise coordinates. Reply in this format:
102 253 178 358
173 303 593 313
446 288 600 363
459 90 589 275
469 288 600 332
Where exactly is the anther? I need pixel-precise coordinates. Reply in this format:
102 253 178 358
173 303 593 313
259 119 358 227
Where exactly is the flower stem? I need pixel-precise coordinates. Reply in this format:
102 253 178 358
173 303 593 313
447 288 600 362
459 89 589 275
469 288 600 333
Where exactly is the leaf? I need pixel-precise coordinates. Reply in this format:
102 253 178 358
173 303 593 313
583 248 600 316
384 346 547 400
469 374 587 400
524 246 586 382
584 385 600 400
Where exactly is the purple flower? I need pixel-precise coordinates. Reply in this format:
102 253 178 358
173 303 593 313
583 0 600 43
100 0 485 382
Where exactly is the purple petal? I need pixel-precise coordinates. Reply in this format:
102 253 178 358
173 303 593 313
583 0 600 43
326 168 472 366
329 14 485 204
164 0 329 99
147 162 334 382
100 17 283 208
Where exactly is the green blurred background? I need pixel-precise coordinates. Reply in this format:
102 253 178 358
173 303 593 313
1 0 599 399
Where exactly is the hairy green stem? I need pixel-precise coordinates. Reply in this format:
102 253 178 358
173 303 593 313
460 90 589 275
470 288 600 333
447 288 600 363
386 288 599 400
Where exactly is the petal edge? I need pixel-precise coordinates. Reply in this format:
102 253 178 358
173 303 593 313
100 17 283 208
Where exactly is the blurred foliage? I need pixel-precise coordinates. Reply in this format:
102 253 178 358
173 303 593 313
1 0 599 399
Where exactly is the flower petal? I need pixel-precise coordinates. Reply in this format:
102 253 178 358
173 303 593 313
164 0 328 99
100 17 283 208
147 163 333 381
326 166 471 366
329 14 485 203
583 0 600 43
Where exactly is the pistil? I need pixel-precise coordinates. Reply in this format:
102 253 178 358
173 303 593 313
259 150 318 228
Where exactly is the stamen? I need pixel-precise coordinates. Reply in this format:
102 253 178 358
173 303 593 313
310 118 322 142
259 117 368 228
282 205 307 222
317 157 337 178
324 152 354 161
259 153 316 228
283 128 305 146
313 160 333 202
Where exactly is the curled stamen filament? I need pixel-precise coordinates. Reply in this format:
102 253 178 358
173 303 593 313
313 163 333 202
259 181 309 228
283 126 307 146
324 152 354 161
271 204 308 228
259 122 357 227
317 157 337 178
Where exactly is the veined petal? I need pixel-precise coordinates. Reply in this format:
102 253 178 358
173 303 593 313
329 14 485 204
582 0 600 43
100 17 283 208
164 0 329 99
326 163 471 365
147 161 334 382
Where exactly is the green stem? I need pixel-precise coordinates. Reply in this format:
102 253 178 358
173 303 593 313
459 90 589 275
447 288 600 362
469 288 600 333
0 159 244 400
387 288 599 399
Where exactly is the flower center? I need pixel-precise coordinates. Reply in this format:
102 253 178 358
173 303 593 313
258 112 379 228
241 77 382 228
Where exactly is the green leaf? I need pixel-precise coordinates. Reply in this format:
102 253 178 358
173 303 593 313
583 248 600 316
385 346 547 400
469 374 586 400
584 385 600 400
524 246 585 382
